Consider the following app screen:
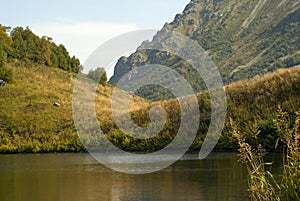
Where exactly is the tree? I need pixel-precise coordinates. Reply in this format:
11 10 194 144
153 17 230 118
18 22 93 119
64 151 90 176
88 67 107 85
0 25 12 46
0 45 7 68
0 44 13 82
10 26 25 60
1 25 82 74
0 28 13 82
70 56 82 73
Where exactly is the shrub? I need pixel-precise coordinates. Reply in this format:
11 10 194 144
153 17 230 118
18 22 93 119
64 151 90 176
0 66 13 82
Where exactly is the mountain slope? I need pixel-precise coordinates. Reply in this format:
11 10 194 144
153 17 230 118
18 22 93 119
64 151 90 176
109 65 300 152
109 0 300 99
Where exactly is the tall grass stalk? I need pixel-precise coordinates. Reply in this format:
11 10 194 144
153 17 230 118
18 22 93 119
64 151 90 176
231 107 300 201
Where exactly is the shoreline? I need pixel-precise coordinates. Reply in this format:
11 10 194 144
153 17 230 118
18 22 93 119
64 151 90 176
0 148 283 155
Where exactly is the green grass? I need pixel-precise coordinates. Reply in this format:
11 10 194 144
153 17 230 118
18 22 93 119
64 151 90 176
0 65 80 152
0 64 299 153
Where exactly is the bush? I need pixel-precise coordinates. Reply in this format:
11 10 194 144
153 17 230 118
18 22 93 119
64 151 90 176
0 67 13 82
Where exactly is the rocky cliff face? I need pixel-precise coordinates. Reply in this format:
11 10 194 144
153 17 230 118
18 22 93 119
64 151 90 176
110 0 300 99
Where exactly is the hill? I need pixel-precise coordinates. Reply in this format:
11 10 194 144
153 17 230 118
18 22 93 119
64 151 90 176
0 64 299 153
0 64 148 153
108 65 300 152
109 0 300 100
0 24 149 153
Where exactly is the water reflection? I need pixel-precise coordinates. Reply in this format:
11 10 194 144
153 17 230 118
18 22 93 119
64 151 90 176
0 153 255 201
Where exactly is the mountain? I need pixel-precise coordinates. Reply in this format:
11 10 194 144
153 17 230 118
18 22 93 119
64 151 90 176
109 0 300 100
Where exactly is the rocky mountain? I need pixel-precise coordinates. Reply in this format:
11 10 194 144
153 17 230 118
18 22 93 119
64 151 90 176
109 0 300 99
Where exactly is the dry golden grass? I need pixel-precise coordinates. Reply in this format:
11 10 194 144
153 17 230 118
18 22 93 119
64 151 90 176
0 64 299 153
0 65 150 152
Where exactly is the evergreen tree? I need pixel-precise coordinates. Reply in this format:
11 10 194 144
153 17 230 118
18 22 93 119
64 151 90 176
0 25 82 73
88 67 107 85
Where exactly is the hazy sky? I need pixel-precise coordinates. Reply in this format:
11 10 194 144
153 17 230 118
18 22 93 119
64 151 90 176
1 0 190 63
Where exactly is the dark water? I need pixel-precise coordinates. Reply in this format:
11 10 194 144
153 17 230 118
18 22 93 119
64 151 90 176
0 152 281 201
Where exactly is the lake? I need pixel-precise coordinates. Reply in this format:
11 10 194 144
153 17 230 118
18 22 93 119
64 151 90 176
0 152 282 201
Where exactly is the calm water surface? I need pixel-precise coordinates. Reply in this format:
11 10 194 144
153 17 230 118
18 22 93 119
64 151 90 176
0 152 281 201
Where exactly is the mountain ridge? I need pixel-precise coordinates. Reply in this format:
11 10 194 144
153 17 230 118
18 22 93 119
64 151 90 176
109 0 300 100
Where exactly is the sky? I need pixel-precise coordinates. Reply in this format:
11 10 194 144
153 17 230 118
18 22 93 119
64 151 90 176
1 0 190 64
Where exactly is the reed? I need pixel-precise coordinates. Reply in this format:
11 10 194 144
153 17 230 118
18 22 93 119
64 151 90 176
231 107 300 200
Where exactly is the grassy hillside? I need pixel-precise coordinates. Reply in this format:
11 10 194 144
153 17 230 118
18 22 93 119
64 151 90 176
0 65 148 153
110 65 300 152
0 64 299 153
